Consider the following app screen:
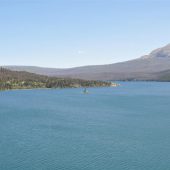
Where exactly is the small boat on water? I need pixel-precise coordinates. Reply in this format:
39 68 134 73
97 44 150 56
83 88 89 94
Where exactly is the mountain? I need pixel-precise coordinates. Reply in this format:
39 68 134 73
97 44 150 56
0 68 112 90
3 66 63 77
4 44 170 81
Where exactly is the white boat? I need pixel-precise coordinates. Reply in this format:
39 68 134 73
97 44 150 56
83 88 89 94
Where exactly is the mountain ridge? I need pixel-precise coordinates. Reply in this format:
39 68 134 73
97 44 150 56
4 43 170 81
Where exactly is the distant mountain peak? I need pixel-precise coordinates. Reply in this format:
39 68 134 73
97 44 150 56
3 43 170 81
141 43 170 59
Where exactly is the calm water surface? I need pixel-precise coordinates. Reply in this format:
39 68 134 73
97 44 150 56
0 82 170 170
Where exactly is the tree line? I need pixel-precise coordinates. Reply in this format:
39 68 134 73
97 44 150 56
0 68 111 90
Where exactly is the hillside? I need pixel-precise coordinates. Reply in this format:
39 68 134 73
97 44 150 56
4 44 170 81
0 68 112 90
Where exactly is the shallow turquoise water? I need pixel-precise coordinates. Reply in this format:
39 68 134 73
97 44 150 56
0 82 170 170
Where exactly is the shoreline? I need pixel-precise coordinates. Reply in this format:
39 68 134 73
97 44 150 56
0 85 116 92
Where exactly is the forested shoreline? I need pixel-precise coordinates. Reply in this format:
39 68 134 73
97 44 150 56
0 68 112 90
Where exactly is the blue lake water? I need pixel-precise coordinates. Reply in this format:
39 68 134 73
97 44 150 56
0 82 170 170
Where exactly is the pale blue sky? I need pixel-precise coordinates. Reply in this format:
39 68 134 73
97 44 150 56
0 0 170 68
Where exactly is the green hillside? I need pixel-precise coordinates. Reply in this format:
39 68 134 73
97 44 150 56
0 68 111 90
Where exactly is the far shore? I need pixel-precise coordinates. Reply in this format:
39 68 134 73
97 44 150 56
0 84 119 92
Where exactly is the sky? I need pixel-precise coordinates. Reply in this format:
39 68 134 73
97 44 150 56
0 0 170 68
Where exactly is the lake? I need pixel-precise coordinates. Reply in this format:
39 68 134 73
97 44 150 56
0 82 170 170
